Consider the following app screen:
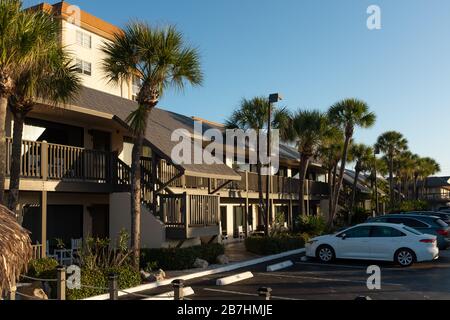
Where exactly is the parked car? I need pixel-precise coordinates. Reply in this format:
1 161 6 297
404 211 450 225
368 214 450 250
439 207 450 212
306 223 439 267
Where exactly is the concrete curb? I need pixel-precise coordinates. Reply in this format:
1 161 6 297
142 287 195 300
83 247 305 300
216 272 254 286
266 260 294 272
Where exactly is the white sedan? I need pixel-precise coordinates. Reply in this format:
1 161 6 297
306 223 439 267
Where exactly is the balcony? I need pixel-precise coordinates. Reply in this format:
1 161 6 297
424 192 450 202
6 138 113 181
157 162 329 198
160 193 220 240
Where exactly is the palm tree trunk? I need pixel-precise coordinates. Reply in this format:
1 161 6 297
130 114 147 269
298 154 310 217
256 131 267 235
349 168 360 225
327 167 333 223
0 95 8 205
331 135 351 222
389 157 394 208
328 164 338 228
414 175 419 200
7 112 24 211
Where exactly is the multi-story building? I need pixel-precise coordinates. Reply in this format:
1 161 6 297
6 1 330 258
422 176 450 211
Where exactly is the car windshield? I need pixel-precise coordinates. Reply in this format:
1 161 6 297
403 226 422 235
435 219 448 228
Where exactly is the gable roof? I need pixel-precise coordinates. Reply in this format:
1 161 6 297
426 176 450 188
70 86 241 180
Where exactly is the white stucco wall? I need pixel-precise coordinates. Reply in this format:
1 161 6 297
109 193 166 249
61 20 131 99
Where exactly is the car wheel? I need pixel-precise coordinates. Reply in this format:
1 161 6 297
395 248 415 267
317 245 335 263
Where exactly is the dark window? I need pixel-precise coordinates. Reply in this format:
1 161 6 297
342 226 371 238
387 217 428 228
371 226 405 238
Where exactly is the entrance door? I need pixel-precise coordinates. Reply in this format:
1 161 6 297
233 206 245 238
88 205 109 239
220 206 227 236
91 130 111 152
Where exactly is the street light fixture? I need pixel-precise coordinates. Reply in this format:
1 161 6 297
265 93 283 235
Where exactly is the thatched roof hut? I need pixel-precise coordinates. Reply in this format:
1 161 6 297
0 205 32 295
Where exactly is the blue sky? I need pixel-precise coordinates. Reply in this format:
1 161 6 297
25 0 450 175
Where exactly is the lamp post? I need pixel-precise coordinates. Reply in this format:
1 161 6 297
374 147 380 216
265 93 282 235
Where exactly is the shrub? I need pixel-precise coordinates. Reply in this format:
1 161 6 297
391 200 428 213
295 215 326 236
140 243 225 271
66 265 141 300
245 234 306 255
27 258 59 279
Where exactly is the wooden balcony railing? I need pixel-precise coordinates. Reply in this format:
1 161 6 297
161 193 220 239
6 138 112 183
424 192 450 201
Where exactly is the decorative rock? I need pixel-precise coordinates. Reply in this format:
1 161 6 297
194 258 209 269
140 270 151 281
145 269 166 283
17 282 48 300
216 254 230 265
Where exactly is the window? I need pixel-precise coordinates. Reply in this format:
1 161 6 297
403 226 422 235
340 226 371 238
371 226 405 238
75 59 92 76
76 30 92 49
387 217 428 229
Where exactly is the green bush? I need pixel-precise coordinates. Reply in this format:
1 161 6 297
66 265 141 300
140 243 225 271
391 200 428 213
245 234 306 255
27 258 59 279
295 215 326 236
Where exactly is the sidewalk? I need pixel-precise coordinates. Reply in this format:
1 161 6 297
164 241 259 279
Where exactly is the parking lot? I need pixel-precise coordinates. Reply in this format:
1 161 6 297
127 250 450 300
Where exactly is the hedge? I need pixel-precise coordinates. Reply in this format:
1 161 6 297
140 243 225 271
245 235 308 255
66 265 141 300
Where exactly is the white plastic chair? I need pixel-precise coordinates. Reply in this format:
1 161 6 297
238 226 245 241
53 249 73 266
71 238 83 251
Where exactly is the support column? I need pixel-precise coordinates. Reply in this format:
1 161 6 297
288 199 293 230
245 171 249 237
41 191 48 258
306 181 310 216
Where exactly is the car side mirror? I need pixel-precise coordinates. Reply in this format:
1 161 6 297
340 234 347 240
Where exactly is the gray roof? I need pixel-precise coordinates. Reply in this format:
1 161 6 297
343 170 373 194
71 86 241 180
426 176 450 188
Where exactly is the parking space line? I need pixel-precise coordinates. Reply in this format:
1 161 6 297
295 261 367 269
259 272 404 287
203 288 301 300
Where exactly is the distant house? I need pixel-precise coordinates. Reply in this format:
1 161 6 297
422 176 450 210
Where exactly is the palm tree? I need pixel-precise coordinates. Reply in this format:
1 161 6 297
417 157 441 199
225 97 291 234
375 131 408 208
288 110 331 217
327 98 376 225
8 45 81 211
317 130 344 222
0 0 58 205
348 143 374 223
102 23 203 268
